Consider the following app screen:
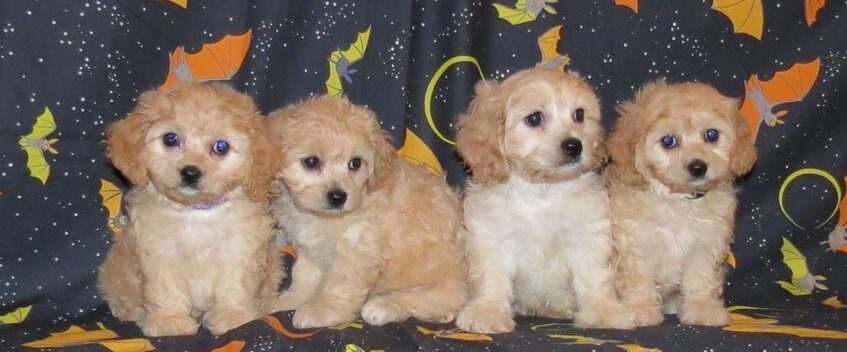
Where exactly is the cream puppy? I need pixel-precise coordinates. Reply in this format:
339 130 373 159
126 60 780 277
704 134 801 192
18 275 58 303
606 81 756 327
98 83 283 336
267 95 467 329
455 68 633 333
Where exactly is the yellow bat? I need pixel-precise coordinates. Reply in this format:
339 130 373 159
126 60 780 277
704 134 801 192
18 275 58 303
493 0 558 25
548 334 621 345
344 344 384 352
535 25 570 72
99 179 129 235
397 129 443 175
617 344 662 352
0 305 31 325
18 107 58 185
326 26 371 96
416 325 493 342
711 0 763 40
775 237 827 295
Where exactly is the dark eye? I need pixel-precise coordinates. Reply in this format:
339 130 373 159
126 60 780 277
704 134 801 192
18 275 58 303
660 134 678 149
212 140 229 155
302 156 321 170
573 108 585 123
524 111 544 127
348 157 362 171
704 128 719 143
162 132 180 147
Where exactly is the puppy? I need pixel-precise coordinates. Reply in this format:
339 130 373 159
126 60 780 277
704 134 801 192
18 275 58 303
98 83 283 336
267 95 467 329
455 68 633 333
606 81 756 326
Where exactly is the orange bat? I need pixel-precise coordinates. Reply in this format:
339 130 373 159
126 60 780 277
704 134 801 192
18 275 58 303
161 29 252 89
805 0 826 26
739 58 820 140
614 0 638 13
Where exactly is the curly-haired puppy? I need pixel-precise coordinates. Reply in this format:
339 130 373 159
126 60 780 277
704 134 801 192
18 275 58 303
98 83 283 336
455 68 633 333
606 81 757 327
266 95 467 329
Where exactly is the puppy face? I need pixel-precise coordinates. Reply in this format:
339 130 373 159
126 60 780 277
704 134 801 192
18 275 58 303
106 83 279 205
608 81 757 194
268 95 394 216
456 68 606 185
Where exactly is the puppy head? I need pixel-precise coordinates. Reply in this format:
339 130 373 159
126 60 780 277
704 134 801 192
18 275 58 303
456 68 606 186
106 82 279 205
268 95 394 216
607 80 757 194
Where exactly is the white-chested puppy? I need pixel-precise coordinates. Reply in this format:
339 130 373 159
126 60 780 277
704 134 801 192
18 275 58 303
607 81 756 327
99 83 283 336
267 95 467 329
455 68 633 333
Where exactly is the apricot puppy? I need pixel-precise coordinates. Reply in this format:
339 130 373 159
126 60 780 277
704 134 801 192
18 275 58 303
455 68 633 333
98 83 282 336
267 95 467 329
607 81 756 326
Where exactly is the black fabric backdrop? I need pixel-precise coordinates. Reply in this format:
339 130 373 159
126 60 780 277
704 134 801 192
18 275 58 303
1 1 846 351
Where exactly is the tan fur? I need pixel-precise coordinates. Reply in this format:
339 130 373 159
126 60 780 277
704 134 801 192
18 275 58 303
266 95 467 329
455 68 633 334
607 81 757 327
98 83 283 336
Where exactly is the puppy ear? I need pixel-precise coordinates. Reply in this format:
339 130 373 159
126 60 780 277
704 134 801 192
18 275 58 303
366 114 396 191
455 80 509 186
106 90 160 186
244 116 283 203
728 100 757 176
607 100 649 188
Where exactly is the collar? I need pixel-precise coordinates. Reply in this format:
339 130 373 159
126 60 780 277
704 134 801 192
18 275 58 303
191 197 228 210
683 192 707 200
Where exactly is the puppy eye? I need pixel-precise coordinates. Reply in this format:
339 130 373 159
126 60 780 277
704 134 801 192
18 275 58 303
572 108 585 123
348 157 362 171
524 111 544 127
302 156 321 170
704 128 720 143
660 134 678 149
212 140 229 155
162 132 180 147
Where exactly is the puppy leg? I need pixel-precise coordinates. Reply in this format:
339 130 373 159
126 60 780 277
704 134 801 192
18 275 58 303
513 271 577 319
98 240 144 322
269 254 323 312
361 278 467 326
456 235 517 334
257 244 286 315
139 264 198 337
203 249 268 335
567 234 635 330
293 251 380 329
617 254 664 327
678 250 729 326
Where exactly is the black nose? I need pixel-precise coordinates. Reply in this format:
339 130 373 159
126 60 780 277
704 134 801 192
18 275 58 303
327 189 348 208
687 159 708 178
561 138 583 158
180 165 202 185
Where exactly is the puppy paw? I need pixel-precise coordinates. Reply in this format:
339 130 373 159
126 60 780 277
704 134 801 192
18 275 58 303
267 292 301 312
293 302 355 329
626 301 664 327
141 313 199 337
679 298 729 326
575 299 635 330
455 301 515 334
361 296 411 326
203 308 258 335
109 303 144 322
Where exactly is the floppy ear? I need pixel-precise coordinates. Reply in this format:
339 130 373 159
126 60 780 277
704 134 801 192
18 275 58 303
366 115 397 191
728 100 757 176
606 101 649 188
106 91 161 186
243 115 283 203
455 80 509 186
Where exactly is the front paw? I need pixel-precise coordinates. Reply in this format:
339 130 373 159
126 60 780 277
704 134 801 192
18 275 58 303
141 313 199 337
293 302 356 329
203 308 258 335
455 301 515 334
628 301 664 327
267 292 302 313
361 296 411 326
575 299 635 330
679 298 729 326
